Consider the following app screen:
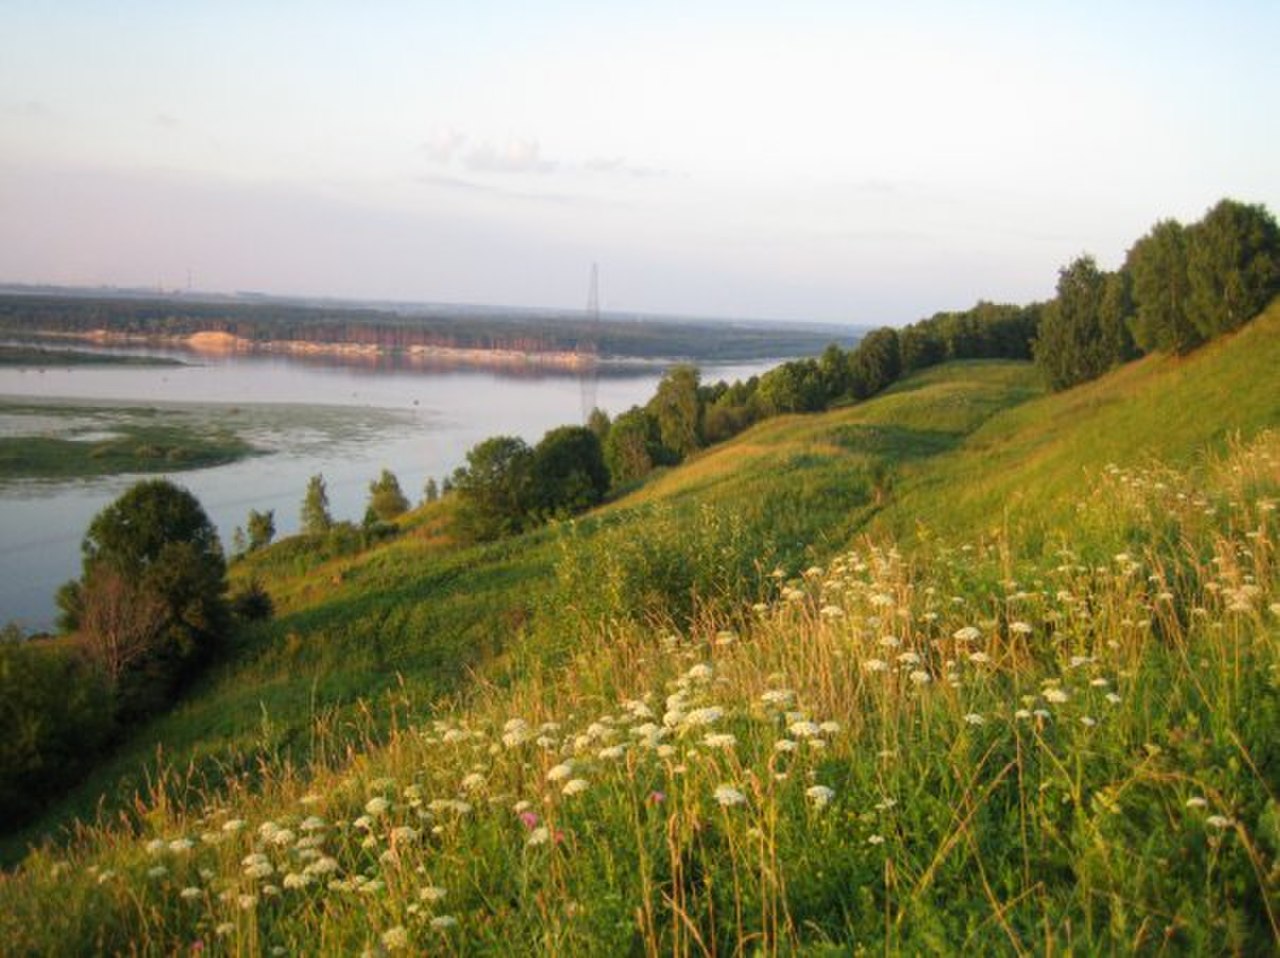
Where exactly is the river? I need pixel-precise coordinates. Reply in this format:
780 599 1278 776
0 349 778 631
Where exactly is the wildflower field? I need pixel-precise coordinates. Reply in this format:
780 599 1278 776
2 309 1278 955
3 429 1278 953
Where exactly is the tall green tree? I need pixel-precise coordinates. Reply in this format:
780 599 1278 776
529 425 610 518
451 436 533 541
586 407 611 444
1187 198 1280 337
366 469 410 523
246 509 275 551
1034 255 1131 390
604 407 662 487
818 343 850 397
1126 219 1200 354
899 323 946 371
0 635 113 823
757 359 826 413
70 480 228 715
301 474 333 536
847 327 902 399
648 364 702 460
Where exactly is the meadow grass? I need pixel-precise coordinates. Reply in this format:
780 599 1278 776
875 300 1280 548
2 359 1039 865
1 429 1276 955
2 312 1278 953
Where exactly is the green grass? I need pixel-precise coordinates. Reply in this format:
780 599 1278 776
1 308 1278 953
875 299 1280 547
0 359 1038 865
0 428 257 479
0 399 414 481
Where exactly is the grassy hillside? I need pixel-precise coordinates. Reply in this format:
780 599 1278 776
0 360 1041 866
1 310 1278 953
876 298 1280 545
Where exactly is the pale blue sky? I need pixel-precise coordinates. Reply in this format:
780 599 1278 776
2 1 1277 323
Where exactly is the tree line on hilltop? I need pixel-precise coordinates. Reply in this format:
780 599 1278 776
1035 198 1280 389
444 198 1277 542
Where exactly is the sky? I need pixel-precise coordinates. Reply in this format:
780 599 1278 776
2 1 1278 325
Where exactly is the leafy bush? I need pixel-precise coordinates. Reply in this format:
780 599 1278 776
0 633 113 823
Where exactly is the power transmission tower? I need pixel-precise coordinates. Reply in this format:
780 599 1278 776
579 263 601 424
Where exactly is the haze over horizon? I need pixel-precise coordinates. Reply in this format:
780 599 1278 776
3 1 1278 325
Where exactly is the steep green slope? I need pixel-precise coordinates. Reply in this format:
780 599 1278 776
10 301 1279 867
877 298 1280 545
2 311 1277 953
2 360 1041 863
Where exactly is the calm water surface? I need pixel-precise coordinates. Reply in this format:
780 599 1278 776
0 350 777 631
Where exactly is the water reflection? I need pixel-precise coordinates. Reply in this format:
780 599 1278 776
0 348 778 631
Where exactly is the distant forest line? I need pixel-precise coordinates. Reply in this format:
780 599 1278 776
0 292 854 362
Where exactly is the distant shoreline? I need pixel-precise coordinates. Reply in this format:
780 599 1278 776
51 328 607 373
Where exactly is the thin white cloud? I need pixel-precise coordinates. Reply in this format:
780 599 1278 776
584 156 623 173
415 172 601 208
583 156 665 178
153 112 180 129
463 137 555 174
423 127 466 163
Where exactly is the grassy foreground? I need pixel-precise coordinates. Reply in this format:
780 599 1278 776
1 311 1278 954
2 431 1276 954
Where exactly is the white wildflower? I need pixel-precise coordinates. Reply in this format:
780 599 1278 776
788 720 821 738
381 927 410 950
562 778 590 797
713 785 746 807
683 706 724 727
546 762 573 782
760 688 795 708
806 785 835 808
686 663 714 683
